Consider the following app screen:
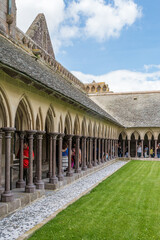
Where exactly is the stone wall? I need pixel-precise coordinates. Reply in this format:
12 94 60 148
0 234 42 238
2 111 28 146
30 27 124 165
0 0 16 38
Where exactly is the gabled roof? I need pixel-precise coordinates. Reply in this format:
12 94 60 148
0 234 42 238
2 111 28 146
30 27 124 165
90 92 160 128
26 14 55 58
0 35 121 126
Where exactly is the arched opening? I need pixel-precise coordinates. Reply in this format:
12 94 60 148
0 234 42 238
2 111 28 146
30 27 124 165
97 85 101 92
130 133 136 157
91 86 95 92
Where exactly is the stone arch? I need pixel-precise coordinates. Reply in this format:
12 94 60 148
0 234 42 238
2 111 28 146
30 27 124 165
145 130 154 140
45 105 55 133
36 107 43 131
98 124 102 138
64 112 72 135
15 95 34 130
0 87 11 127
88 121 93 137
86 86 90 93
58 115 63 133
93 122 98 138
81 117 87 136
74 115 80 135
119 131 128 140
101 125 105 138
130 130 140 140
91 86 95 92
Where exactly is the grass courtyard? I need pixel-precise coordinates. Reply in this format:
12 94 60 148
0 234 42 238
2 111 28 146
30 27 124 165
30 161 160 240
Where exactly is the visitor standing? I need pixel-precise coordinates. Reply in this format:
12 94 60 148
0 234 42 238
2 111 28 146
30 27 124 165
62 142 69 171
157 143 160 158
137 143 142 158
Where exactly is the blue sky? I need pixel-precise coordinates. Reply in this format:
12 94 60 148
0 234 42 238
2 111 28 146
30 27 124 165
16 0 160 92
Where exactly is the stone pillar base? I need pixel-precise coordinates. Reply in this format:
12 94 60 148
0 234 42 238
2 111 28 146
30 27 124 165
82 166 87 171
98 161 102 165
66 171 73 177
47 172 52 178
50 176 58 184
93 162 97 167
25 184 36 193
16 180 26 188
1 192 14 202
58 174 64 181
0 187 4 194
75 168 81 173
36 181 44 190
88 164 93 168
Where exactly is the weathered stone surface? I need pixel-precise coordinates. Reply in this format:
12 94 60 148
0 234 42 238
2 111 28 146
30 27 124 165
26 14 55 58
0 35 120 126
90 92 160 128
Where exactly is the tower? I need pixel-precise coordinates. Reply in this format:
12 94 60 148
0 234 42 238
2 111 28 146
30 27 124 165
0 0 17 38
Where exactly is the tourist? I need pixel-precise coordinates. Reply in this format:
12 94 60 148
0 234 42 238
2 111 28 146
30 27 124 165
71 143 81 167
150 147 154 158
144 145 148 158
137 143 142 158
106 152 109 161
17 139 34 184
118 143 122 157
62 142 68 171
157 143 160 158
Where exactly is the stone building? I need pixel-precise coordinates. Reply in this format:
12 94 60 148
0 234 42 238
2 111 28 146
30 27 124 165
0 0 159 217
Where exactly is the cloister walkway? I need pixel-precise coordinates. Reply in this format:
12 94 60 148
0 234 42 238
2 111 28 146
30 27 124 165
0 160 127 240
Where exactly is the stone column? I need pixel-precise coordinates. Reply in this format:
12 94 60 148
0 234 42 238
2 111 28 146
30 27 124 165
58 134 64 181
101 138 104 163
82 137 87 171
50 133 58 184
155 140 157 158
128 140 131 158
88 137 93 168
108 139 110 160
149 140 151 158
48 134 53 178
36 131 45 189
16 131 25 188
141 140 144 158
0 131 4 194
25 130 36 193
98 138 101 164
105 139 107 161
93 138 97 166
66 135 74 177
110 140 113 159
135 140 138 158
75 135 81 173
1 127 15 202
116 140 118 158
86 138 89 166
123 140 125 157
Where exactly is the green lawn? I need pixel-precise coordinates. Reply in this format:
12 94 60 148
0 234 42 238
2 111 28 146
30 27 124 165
29 161 160 240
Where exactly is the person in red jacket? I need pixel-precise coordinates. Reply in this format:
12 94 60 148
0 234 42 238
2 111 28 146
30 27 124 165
17 139 34 184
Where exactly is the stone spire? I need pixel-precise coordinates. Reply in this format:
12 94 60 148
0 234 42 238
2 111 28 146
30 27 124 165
26 13 55 58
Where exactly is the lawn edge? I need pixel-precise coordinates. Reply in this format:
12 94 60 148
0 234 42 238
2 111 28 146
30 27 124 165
17 160 129 240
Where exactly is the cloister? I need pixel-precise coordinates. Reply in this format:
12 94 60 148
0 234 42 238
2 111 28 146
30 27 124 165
0 0 160 221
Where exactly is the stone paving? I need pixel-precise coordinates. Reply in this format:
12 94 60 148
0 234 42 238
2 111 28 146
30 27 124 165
0 160 128 240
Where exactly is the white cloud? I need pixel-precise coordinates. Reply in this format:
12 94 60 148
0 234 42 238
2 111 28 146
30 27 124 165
16 0 142 53
72 69 160 92
144 64 160 72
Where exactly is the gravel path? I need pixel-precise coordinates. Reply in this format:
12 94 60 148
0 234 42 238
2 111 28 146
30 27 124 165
0 160 128 240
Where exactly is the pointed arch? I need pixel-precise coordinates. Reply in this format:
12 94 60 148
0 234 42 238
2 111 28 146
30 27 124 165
88 120 93 137
64 112 72 135
74 115 80 135
15 95 34 130
36 107 43 131
98 124 102 138
81 117 87 137
45 105 55 133
58 115 63 133
0 87 11 127
93 122 98 138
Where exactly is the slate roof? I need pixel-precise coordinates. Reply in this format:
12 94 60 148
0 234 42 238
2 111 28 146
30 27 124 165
0 35 121 126
90 92 160 128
